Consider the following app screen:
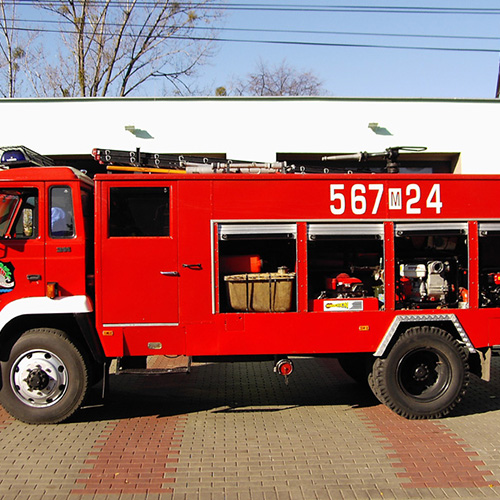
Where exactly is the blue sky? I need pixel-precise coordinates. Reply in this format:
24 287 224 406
197 1 500 98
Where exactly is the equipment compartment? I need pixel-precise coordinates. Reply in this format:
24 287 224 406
217 223 297 313
479 224 500 308
394 223 468 309
306 223 384 310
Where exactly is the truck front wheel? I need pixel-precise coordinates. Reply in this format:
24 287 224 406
371 326 469 419
0 328 89 424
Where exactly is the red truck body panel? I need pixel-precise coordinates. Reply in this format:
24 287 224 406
89 172 500 359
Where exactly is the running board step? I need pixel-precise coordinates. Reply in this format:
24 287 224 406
111 355 192 374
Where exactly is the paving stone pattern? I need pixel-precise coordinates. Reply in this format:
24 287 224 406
2 356 500 499
358 406 499 489
72 415 186 495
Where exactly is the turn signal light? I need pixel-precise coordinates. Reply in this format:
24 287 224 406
46 282 59 299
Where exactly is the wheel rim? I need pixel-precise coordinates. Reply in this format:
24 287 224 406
397 347 452 402
10 349 69 408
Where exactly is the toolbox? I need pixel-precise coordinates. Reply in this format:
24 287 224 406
224 271 295 312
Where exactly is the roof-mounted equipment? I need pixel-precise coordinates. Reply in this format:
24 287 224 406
0 146 54 168
92 148 290 174
322 146 427 174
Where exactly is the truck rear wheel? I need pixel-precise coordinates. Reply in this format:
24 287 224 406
0 328 89 424
370 326 469 419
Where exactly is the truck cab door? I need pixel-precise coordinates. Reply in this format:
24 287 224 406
0 187 45 303
45 184 89 298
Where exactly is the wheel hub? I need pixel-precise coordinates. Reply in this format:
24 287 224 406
11 350 68 408
413 364 430 382
25 366 50 391
398 347 450 400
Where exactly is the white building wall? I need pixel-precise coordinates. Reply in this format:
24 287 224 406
0 97 498 173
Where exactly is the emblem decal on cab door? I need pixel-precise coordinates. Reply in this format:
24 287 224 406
0 262 15 292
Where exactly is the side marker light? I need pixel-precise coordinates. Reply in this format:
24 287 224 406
46 282 58 299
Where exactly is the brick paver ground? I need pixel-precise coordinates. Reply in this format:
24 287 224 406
2 355 500 499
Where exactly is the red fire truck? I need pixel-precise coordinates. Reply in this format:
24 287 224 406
0 146 498 424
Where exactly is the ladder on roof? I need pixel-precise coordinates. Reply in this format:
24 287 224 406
92 146 427 175
92 148 290 174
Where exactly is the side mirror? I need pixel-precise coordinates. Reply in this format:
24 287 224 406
22 208 33 237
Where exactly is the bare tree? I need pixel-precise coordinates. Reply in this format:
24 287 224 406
232 59 326 97
0 0 34 97
39 0 222 97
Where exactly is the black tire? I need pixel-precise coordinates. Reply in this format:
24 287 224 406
0 328 89 424
368 370 382 402
370 326 469 419
338 354 372 385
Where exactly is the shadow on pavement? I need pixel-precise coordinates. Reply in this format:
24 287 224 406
73 356 500 423
447 355 500 418
74 357 379 423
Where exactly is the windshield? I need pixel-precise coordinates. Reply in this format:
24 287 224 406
0 193 20 237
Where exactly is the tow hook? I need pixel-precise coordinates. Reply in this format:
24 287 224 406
274 358 294 385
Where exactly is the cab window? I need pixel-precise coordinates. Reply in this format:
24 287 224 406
50 186 74 238
0 189 38 239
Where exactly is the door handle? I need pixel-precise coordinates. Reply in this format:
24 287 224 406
182 263 202 270
160 271 179 276
27 274 42 282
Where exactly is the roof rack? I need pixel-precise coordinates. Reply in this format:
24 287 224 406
0 146 54 168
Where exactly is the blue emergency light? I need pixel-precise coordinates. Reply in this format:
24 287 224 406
1 149 27 164
0 146 54 167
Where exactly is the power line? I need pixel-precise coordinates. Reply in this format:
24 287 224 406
189 4 500 15
190 36 500 53
4 16 500 42
6 2 500 15
205 28 500 43
7 24 500 54
1 3 498 55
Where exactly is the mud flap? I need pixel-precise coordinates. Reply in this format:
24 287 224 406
478 347 491 382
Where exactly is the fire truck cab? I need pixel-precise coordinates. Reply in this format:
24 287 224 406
0 149 499 423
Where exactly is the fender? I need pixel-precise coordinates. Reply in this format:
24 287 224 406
0 295 93 332
374 313 476 357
